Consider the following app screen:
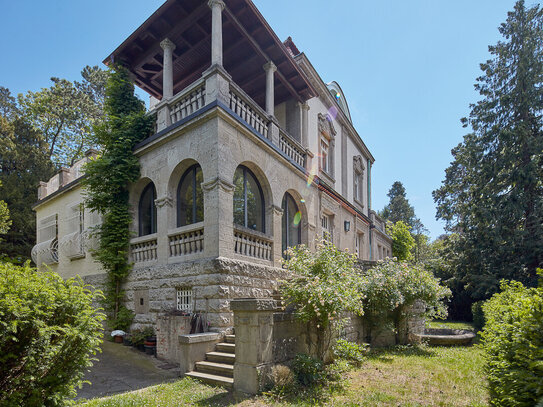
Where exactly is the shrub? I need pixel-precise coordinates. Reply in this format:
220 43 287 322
333 339 368 366
281 242 366 359
270 365 295 394
292 353 325 386
0 261 105 406
361 259 451 343
471 300 485 331
481 280 543 406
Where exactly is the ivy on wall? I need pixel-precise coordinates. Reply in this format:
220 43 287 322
83 65 154 329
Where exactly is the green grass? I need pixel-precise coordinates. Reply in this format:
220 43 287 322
79 342 487 406
426 319 476 331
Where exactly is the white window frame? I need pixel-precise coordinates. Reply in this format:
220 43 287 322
321 214 332 242
176 288 194 313
320 139 329 173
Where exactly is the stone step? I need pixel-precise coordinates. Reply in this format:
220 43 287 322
215 342 235 353
185 370 233 388
225 334 235 344
195 360 234 377
206 351 235 364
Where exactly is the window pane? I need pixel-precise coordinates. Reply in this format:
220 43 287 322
287 194 300 247
246 171 263 232
140 184 156 236
178 172 193 227
195 167 204 223
233 168 245 227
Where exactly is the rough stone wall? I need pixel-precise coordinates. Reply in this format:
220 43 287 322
85 257 288 332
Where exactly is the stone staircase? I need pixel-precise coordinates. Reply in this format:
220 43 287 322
185 334 235 388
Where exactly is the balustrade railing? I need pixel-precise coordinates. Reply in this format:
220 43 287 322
169 80 206 124
168 223 204 258
234 227 273 261
279 129 306 167
229 83 269 138
130 235 158 264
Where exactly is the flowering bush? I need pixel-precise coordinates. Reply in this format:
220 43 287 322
361 259 451 343
281 242 366 329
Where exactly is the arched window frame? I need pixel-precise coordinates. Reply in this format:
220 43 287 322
233 165 265 233
138 183 157 236
282 192 301 254
176 164 204 227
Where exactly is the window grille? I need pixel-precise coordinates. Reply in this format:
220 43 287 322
176 288 194 313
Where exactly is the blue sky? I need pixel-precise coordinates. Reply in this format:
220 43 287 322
0 0 520 238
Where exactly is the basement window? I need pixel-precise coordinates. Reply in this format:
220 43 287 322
176 288 194 313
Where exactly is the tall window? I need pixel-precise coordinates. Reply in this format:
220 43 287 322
356 232 364 259
139 183 157 236
177 164 204 227
353 155 365 204
282 193 301 254
321 139 330 173
321 214 332 241
233 166 265 232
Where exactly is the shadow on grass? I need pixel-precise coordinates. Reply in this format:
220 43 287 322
194 388 250 407
367 344 437 363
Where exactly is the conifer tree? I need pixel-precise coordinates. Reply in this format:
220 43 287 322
433 0 543 297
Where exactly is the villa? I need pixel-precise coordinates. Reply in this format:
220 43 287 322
31 0 392 371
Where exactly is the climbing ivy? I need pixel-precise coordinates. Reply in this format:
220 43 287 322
83 65 154 329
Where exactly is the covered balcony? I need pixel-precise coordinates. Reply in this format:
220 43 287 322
104 0 316 173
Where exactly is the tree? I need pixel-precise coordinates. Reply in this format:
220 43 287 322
433 1 543 298
0 88 54 261
386 221 415 261
0 181 10 237
18 66 108 168
380 181 417 227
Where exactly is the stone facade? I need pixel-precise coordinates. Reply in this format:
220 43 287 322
32 0 392 341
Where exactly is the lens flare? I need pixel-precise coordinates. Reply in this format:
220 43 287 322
335 92 341 100
293 211 302 226
300 199 305 204
328 105 339 121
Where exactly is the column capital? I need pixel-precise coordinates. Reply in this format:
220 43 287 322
263 61 277 73
208 0 225 10
160 38 176 51
301 102 310 111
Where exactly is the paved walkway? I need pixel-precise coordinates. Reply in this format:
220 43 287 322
77 340 180 401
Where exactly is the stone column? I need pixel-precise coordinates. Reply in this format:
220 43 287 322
202 176 234 258
263 61 277 116
160 38 176 100
231 298 276 395
301 102 309 149
154 196 173 262
269 205 283 267
208 0 225 66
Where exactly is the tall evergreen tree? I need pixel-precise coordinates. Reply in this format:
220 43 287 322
433 1 543 298
381 181 417 227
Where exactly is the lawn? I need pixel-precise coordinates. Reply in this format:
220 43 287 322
79 322 487 407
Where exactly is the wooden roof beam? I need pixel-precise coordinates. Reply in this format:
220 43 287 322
223 7 304 103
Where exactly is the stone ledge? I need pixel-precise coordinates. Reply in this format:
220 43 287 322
179 332 221 344
230 298 276 311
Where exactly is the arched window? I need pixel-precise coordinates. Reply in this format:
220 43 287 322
233 166 265 232
139 183 157 236
177 164 204 227
282 192 301 254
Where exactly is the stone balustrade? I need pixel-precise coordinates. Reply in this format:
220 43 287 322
229 82 269 138
279 128 306 167
168 223 205 258
130 234 158 264
169 79 206 124
233 227 273 261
